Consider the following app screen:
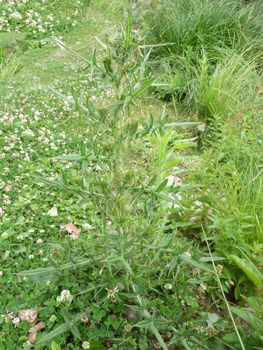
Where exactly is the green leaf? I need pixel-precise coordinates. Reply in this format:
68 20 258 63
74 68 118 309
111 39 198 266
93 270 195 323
39 322 71 343
17 259 91 276
154 191 182 207
2 250 10 260
155 179 168 192
231 307 263 337
223 333 240 343
71 86 78 105
32 175 65 189
131 78 155 101
62 308 81 340
55 154 85 161
61 170 68 186
80 141 86 157
135 319 152 328
230 255 263 287
104 255 120 263
18 336 28 344
202 312 220 326
125 11 131 52
161 305 172 319
203 337 225 350
89 340 107 350
51 341 61 350
148 175 157 187
180 254 214 273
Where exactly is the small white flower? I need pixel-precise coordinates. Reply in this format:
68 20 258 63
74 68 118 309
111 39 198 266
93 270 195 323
185 251 191 258
43 257 48 261
38 250 44 255
82 341 90 349
47 280 51 286
164 283 172 290
49 315 57 322
57 296 63 302
12 317 20 328
84 223 91 231
28 254 34 259
17 235 24 240
28 229 35 233
1 232 8 238
198 284 206 293
106 286 118 299
23 276 28 281
0 271 3 276
23 340 32 348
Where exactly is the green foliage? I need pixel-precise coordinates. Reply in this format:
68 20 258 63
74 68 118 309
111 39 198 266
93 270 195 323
140 0 263 125
1 1 263 349
0 44 23 78
13 14 216 350
0 0 87 41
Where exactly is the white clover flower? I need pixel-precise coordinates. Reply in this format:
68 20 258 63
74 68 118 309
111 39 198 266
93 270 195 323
61 290 71 301
17 235 24 240
12 317 20 328
57 290 72 303
196 325 205 334
37 239 42 243
23 340 32 349
164 283 172 290
1 232 8 238
38 250 44 255
82 341 90 349
106 286 118 300
28 254 34 259
198 284 206 293
0 271 3 276
23 276 28 281
49 315 57 322
43 257 48 261
84 223 91 231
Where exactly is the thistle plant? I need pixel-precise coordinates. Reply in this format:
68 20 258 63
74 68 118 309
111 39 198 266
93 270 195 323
16 12 214 349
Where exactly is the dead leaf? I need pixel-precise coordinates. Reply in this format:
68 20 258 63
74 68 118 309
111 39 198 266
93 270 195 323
153 343 173 350
28 322 45 344
64 223 81 237
18 309 37 326
104 340 113 348
3 185 11 191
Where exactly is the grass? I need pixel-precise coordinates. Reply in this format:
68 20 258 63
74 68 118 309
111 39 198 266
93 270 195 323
1 0 263 350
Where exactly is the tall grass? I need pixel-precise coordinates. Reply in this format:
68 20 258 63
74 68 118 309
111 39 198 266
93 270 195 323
90 0 127 12
151 49 262 122
143 0 263 62
139 0 263 123
0 45 23 79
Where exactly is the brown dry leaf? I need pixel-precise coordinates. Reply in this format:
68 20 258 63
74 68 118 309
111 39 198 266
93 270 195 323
18 309 37 326
3 185 11 191
104 340 113 348
153 343 162 350
64 223 81 237
28 322 45 344
153 343 173 350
